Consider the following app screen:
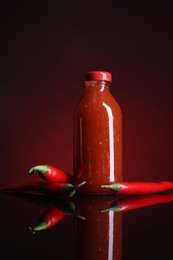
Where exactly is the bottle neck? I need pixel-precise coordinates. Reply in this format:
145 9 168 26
85 80 111 92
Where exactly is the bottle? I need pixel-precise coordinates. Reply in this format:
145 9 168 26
73 71 122 195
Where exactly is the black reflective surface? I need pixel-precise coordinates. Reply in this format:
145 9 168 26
1 190 173 260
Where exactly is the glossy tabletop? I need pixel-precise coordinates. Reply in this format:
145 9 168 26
1 189 173 260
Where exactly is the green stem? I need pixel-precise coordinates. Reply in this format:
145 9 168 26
73 181 86 190
101 183 120 194
64 181 86 197
28 221 48 234
101 201 121 213
28 165 48 177
62 200 86 220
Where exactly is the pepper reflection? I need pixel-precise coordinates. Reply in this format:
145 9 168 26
2 188 173 242
26 196 86 234
102 192 173 213
73 196 122 260
2 192 85 233
28 207 65 234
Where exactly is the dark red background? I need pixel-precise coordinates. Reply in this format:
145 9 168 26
1 0 173 187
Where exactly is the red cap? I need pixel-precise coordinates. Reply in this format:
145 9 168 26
84 71 112 82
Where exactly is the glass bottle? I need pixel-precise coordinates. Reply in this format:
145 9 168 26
73 71 122 194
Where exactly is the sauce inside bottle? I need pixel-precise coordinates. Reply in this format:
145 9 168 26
73 71 123 194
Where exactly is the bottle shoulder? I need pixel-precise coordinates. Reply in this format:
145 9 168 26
74 94 122 118
76 91 121 107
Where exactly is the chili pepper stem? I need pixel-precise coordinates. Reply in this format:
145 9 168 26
101 207 120 213
74 213 86 220
29 165 48 176
101 183 120 194
28 225 36 234
101 208 109 213
64 181 86 197
73 181 86 190
101 201 121 213
28 223 48 234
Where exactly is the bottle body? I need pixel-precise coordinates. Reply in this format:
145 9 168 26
73 72 122 194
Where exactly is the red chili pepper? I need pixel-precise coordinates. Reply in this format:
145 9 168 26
28 165 72 183
101 192 173 213
101 181 173 195
1 181 86 198
28 207 64 234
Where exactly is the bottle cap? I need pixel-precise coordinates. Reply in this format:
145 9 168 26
84 71 112 82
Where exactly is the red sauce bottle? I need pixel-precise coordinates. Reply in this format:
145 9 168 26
73 71 123 194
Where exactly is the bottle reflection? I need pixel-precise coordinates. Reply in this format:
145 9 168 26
73 196 122 260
